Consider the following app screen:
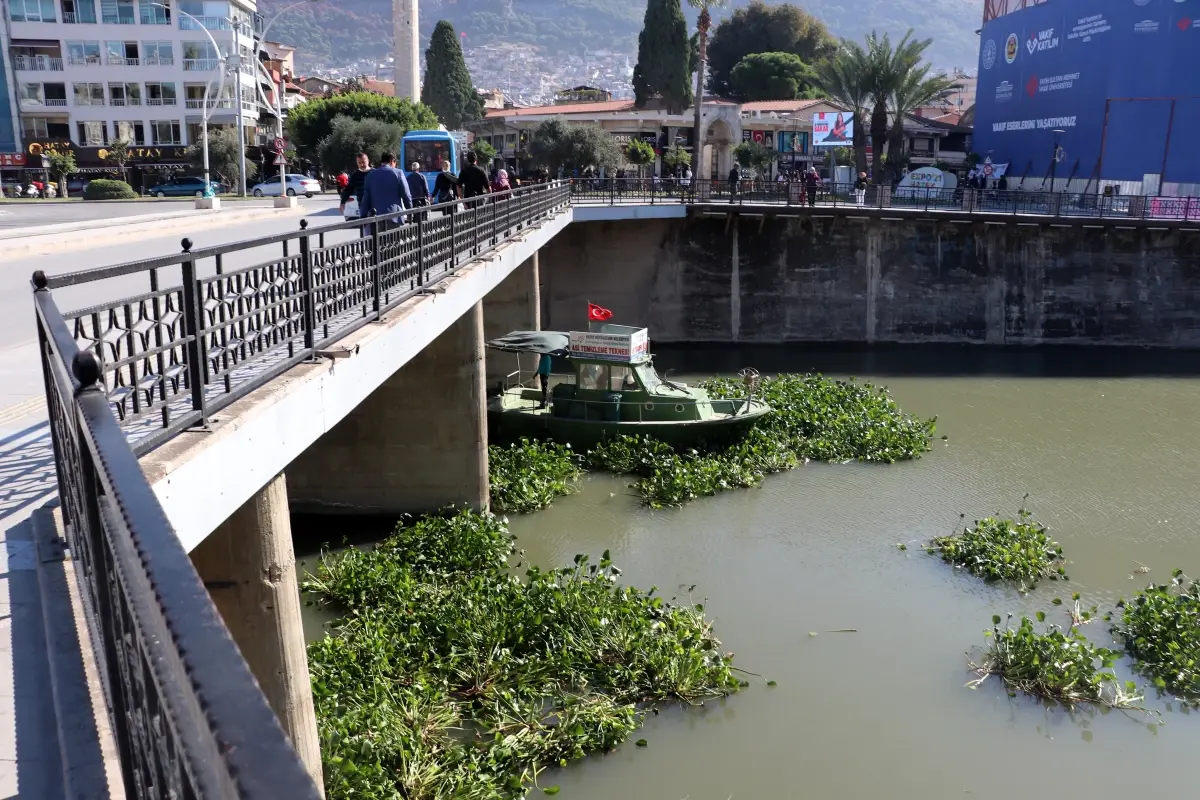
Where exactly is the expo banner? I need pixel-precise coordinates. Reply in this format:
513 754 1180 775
812 112 854 147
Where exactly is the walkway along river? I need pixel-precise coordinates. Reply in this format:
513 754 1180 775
296 344 1200 799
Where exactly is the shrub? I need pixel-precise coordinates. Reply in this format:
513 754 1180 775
83 179 136 200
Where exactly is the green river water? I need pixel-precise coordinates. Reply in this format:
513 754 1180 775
298 345 1200 799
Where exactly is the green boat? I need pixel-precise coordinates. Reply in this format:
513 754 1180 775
485 325 771 448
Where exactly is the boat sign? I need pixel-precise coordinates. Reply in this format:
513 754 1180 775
569 328 649 362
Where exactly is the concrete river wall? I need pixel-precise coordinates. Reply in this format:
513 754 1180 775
542 216 1200 346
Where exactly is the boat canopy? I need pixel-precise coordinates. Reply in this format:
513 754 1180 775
485 331 570 356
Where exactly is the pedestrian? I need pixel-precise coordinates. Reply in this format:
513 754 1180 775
406 160 429 221
536 351 552 409
854 171 868 207
339 152 370 220
804 168 819 208
458 150 491 207
336 170 349 193
359 151 413 226
433 160 459 215
728 164 740 203
491 167 511 195
997 174 1009 191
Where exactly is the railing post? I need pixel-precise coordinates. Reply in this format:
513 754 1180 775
416 215 425 288
179 238 207 425
299 221 317 352
370 219 382 313
610 178 616 206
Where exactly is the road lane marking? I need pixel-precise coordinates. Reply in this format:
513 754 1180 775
0 397 47 427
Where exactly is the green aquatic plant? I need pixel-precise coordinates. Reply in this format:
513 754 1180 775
967 614 1143 709
1112 570 1200 703
488 438 583 514
305 510 741 800
580 374 934 507
927 507 1067 588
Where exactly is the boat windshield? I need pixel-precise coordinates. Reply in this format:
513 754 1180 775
635 362 661 392
579 364 641 392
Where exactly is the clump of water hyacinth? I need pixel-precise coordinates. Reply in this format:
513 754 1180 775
967 613 1143 710
1113 569 1200 704
488 439 582 514
305 510 741 800
927 505 1067 589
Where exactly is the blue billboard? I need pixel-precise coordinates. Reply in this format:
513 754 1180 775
973 0 1200 185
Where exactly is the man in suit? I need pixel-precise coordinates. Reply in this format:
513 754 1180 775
360 151 413 225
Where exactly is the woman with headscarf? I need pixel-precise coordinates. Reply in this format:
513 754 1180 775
491 167 511 197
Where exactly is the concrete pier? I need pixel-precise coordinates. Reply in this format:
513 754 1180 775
483 252 541 390
189 473 324 794
287 301 489 514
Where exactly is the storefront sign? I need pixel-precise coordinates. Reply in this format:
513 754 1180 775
568 328 649 363
0 153 26 167
27 140 73 157
611 132 658 148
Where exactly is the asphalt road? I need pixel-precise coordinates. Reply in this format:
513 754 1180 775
0 193 336 230
0 197 352 411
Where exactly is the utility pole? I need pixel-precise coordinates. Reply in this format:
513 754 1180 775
230 53 248 196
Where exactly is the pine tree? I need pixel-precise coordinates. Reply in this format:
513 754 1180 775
632 0 693 114
421 20 483 130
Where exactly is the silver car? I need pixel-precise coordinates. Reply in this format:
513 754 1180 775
251 174 322 198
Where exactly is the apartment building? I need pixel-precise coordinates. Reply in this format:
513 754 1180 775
5 0 265 187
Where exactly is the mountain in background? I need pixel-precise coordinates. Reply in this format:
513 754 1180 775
262 0 979 75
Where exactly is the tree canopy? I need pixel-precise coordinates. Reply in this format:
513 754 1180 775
317 116 405 173
421 20 484 130
733 140 777 176
285 91 438 161
632 0 693 114
528 118 622 175
706 1 836 98
729 52 817 101
187 128 258 187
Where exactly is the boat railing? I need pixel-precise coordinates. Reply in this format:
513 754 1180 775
503 386 758 422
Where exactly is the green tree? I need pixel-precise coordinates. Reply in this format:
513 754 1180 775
733 140 777 177
624 139 656 178
421 20 484 130
706 1 836 98
687 0 728 179
729 52 816 101
102 138 132 182
885 48 958 166
317 116 405 173
663 144 692 173
286 91 438 160
812 39 873 174
632 0 692 114
186 128 258 189
45 151 76 196
528 118 622 175
470 138 497 165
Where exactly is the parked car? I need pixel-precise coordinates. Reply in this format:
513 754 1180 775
147 176 226 197
251 174 321 198
66 176 90 195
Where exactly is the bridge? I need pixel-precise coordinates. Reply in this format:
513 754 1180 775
20 179 1200 798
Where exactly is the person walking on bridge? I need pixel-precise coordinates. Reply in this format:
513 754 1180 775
339 152 371 220
407 161 430 221
360 151 413 226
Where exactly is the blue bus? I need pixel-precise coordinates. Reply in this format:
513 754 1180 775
400 130 460 195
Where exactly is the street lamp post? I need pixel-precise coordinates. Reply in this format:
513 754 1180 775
227 53 248 196
1050 128 1065 192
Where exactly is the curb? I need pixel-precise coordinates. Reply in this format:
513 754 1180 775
0 205 310 257
33 506 126 800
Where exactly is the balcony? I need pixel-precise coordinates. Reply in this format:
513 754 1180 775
144 56 175 66
110 97 141 106
101 13 136 25
139 10 170 24
13 56 64 71
62 12 77 22
186 98 232 109
180 16 232 30
67 56 102 66
146 97 178 106
183 59 218 71
75 97 104 106
107 57 141 66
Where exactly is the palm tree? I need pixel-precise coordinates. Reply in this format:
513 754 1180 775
812 40 873 174
687 0 728 179
886 64 959 167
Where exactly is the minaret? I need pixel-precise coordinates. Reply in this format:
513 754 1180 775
393 0 420 103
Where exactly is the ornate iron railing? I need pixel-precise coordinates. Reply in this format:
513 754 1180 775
32 181 570 800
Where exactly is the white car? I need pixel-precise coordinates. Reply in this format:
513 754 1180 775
251 174 321 198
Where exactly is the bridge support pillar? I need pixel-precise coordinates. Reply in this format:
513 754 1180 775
190 473 325 795
483 251 541 391
288 301 489 514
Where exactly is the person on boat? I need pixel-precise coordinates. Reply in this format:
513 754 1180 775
536 352 552 408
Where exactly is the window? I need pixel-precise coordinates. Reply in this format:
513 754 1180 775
152 120 181 145
61 0 97 23
185 121 203 145
100 0 135 24
114 120 144 145
20 83 45 104
108 82 140 105
106 41 139 64
73 83 105 105
23 117 50 138
145 81 177 105
9 0 56 22
403 140 453 173
77 120 107 146
142 41 174 65
66 41 101 65
140 0 170 23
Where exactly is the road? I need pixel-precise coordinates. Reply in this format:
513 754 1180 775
0 195 335 230
0 197 353 413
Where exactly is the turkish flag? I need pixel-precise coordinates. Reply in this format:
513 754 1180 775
587 303 613 322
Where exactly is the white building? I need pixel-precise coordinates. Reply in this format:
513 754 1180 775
7 0 267 187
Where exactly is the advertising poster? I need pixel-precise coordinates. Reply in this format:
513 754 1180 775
812 112 854 147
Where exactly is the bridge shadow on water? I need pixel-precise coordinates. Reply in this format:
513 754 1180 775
650 342 1200 379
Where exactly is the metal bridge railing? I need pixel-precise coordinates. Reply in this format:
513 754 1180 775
31 180 570 800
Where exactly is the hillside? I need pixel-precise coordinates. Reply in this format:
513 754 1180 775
262 0 979 73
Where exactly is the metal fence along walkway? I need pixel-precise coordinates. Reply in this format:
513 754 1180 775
32 182 570 800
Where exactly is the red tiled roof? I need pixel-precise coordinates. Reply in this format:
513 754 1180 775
739 99 826 113
361 79 396 97
486 99 637 118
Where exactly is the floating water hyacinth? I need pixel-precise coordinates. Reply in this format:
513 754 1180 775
1113 569 1200 704
927 505 1067 589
